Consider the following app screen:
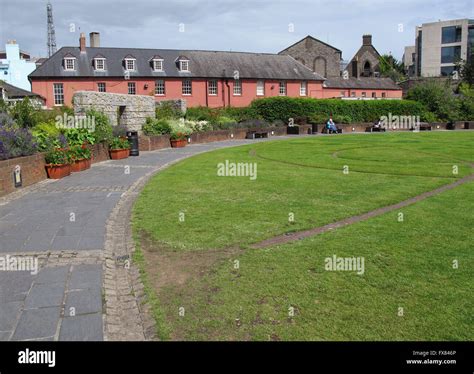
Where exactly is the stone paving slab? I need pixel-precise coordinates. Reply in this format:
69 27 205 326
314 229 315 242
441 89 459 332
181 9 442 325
0 137 289 341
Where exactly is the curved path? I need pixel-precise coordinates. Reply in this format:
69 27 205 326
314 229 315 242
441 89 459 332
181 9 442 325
0 137 283 341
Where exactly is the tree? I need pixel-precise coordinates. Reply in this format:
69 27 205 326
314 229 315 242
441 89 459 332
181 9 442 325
379 54 406 82
406 80 461 122
455 55 474 86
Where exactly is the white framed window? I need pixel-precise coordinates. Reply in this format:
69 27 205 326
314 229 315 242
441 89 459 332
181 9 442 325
256 80 265 96
53 83 64 105
128 82 136 95
208 80 217 96
180 60 189 72
372 92 377 98
155 79 165 95
97 82 106 92
382 92 386 98
94 58 105 71
125 58 136 71
351 92 356 98
64 58 75 71
153 59 163 71
233 79 242 96
182 79 192 95
361 92 367 98
279 81 286 96
300 81 307 96
340 91 345 97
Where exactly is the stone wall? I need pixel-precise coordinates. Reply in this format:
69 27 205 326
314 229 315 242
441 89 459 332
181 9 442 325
156 99 187 114
279 36 342 78
0 153 47 197
73 91 155 132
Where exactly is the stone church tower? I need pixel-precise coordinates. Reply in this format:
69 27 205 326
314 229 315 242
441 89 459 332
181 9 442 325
346 35 381 78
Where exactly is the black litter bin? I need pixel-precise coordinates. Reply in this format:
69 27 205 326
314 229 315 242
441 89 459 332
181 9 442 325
126 131 139 156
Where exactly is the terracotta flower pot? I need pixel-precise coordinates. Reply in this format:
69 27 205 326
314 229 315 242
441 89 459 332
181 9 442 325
71 158 89 172
110 148 130 160
46 164 71 179
170 139 187 148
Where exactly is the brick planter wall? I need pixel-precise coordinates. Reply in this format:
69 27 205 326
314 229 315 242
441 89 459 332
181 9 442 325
91 142 110 164
0 153 47 197
138 135 171 151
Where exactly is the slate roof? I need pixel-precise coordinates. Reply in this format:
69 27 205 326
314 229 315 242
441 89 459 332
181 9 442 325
29 47 325 81
0 80 44 98
324 77 401 90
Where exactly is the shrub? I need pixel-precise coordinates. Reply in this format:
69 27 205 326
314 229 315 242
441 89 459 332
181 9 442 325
112 124 128 138
459 83 474 121
45 147 71 165
87 109 112 144
406 80 461 122
0 124 37 160
156 102 182 120
185 106 219 123
8 97 39 128
69 144 91 161
64 127 95 146
109 136 130 150
0 112 15 127
32 121 64 151
170 130 188 140
250 97 426 124
143 118 172 136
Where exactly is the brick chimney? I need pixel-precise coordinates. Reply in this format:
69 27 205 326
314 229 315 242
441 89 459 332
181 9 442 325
89 32 100 48
79 32 86 52
363 34 372 46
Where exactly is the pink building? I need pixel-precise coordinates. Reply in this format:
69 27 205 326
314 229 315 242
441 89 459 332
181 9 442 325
29 33 401 108
30 33 325 108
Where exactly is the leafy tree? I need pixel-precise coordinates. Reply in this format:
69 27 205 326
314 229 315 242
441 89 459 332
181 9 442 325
406 80 461 121
379 54 406 82
455 55 474 86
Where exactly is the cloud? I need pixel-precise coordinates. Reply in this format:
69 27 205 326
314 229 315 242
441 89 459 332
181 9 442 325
0 0 472 60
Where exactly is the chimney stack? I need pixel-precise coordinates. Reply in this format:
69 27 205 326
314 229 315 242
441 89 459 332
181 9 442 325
362 34 372 46
79 32 86 52
89 32 100 48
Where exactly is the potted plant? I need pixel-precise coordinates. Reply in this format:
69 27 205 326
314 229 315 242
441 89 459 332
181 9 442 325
70 144 92 172
170 131 188 148
109 136 130 159
44 148 72 179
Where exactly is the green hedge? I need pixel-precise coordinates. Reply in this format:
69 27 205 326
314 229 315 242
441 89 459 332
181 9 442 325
249 97 427 124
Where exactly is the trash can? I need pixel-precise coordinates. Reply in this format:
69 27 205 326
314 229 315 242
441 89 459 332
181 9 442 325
126 131 139 156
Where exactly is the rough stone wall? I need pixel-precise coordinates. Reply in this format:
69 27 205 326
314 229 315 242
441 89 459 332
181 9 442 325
279 37 341 78
348 46 381 78
73 91 155 132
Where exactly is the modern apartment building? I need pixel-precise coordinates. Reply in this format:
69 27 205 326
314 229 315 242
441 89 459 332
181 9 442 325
412 18 474 77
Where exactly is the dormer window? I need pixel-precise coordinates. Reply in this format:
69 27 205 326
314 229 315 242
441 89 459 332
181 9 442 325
180 60 189 72
176 56 190 72
64 57 76 71
152 58 164 72
124 57 136 71
94 58 106 71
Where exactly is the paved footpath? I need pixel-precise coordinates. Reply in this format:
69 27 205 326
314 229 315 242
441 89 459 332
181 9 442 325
0 138 281 341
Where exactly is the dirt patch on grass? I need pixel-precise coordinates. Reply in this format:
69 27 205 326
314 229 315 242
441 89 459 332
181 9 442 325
137 231 244 340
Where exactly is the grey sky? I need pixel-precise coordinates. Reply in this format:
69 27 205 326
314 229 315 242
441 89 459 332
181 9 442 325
0 0 472 60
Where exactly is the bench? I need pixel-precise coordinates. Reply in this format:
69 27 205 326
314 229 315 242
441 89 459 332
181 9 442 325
322 127 342 134
366 126 386 133
419 124 432 131
246 130 269 139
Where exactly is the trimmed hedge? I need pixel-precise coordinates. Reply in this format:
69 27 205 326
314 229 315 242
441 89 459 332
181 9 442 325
249 97 427 123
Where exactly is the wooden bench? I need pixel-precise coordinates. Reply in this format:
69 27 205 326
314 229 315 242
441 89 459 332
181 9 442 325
366 126 386 132
322 127 342 134
246 130 269 139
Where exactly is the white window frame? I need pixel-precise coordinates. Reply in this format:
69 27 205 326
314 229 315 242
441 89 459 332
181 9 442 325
128 82 136 95
208 80 217 96
300 81 307 96
233 79 242 96
64 58 76 71
94 58 106 71
340 91 346 98
372 92 377 98
125 58 136 71
153 59 164 72
179 60 190 72
279 81 286 96
361 92 367 98
256 80 265 96
351 92 356 98
382 92 386 98
53 83 64 106
97 82 106 92
155 79 165 96
182 79 192 95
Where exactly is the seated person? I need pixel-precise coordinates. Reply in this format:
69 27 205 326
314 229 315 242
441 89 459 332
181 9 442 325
326 118 338 133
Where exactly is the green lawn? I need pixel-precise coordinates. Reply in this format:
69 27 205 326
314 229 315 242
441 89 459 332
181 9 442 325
131 131 474 340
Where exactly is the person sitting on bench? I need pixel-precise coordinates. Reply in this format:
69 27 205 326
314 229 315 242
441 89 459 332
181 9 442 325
326 118 338 133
